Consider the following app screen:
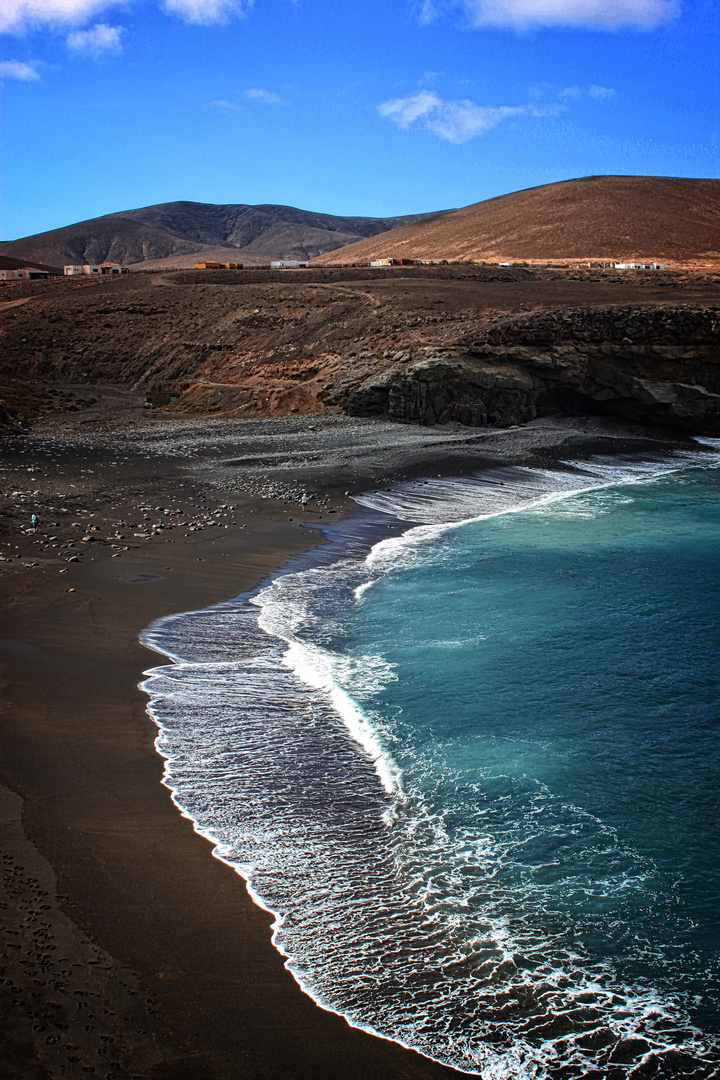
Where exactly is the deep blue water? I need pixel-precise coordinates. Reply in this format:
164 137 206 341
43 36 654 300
142 455 720 1078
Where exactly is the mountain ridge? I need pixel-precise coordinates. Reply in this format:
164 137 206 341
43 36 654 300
312 176 720 269
0 201 445 269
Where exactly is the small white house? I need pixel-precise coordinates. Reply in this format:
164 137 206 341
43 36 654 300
64 265 84 276
614 262 665 270
0 268 20 280
271 260 309 269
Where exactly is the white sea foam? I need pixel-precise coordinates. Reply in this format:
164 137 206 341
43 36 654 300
140 444 720 1078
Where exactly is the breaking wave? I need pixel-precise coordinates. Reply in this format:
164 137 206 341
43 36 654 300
141 444 720 1078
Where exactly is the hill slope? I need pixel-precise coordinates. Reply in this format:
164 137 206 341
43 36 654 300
312 176 720 268
0 202 443 269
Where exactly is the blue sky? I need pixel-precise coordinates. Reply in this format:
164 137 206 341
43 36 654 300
1 0 718 239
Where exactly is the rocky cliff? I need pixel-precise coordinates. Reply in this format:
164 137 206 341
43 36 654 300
342 306 720 434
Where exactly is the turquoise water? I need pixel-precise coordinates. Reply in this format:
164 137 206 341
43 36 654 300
143 457 720 1077
344 470 719 1043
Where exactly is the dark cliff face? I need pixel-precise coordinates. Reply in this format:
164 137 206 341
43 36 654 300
343 307 720 434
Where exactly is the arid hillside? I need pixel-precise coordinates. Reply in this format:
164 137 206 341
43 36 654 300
1 263 718 435
0 202 442 270
313 176 720 269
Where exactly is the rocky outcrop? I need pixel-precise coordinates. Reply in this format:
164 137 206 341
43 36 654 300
344 306 720 433
345 352 536 427
0 399 21 432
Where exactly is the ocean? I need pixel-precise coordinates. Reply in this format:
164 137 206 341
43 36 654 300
141 444 720 1079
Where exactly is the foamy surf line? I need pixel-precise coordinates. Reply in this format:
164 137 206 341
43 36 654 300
140 442 720 1078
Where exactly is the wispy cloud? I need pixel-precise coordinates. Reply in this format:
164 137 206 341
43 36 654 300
458 0 679 30
209 89 283 110
0 58 40 79
162 0 252 26
243 87 282 104
2 0 120 33
588 83 617 99
532 82 618 103
1 0 254 33
67 21 122 55
416 0 438 25
378 90 557 143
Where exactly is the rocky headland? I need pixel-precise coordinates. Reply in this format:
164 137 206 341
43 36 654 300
343 303 720 433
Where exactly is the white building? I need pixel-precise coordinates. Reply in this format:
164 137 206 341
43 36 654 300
64 262 128 276
271 260 309 269
614 262 665 270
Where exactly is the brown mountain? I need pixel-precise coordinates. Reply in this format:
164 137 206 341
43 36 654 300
0 201 443 269
312 176 720 269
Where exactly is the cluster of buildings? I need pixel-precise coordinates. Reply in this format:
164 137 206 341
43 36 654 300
370 258 416 267
0 255 670 284
194 260 312 269
1 261 131 281
367 258 667 270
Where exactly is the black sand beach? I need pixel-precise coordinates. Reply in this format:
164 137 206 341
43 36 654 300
0 403 696 1078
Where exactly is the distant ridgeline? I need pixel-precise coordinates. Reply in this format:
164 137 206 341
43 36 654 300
0 202 442 270
313 176 720 270
3 176 717 272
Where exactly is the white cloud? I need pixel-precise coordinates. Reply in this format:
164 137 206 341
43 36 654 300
243 87 282 104
533 82 617 103
209 90 282 109
0 0 120 34
379 90 439 129
67 21 122 54
588 83 617 99
162 0 252 26
416 0 438 24
0 58 40 79
459 0 679 30
378 90 550 143
1 0 254 32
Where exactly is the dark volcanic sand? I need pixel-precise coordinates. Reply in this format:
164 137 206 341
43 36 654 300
0 407 697 1079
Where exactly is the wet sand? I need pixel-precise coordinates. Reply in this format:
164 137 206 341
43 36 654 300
1 515 481 1079
0 409 693 1079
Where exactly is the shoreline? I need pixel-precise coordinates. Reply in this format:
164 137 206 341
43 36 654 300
0 412 701 1079
138 438 720 1077
1 511 475 1079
